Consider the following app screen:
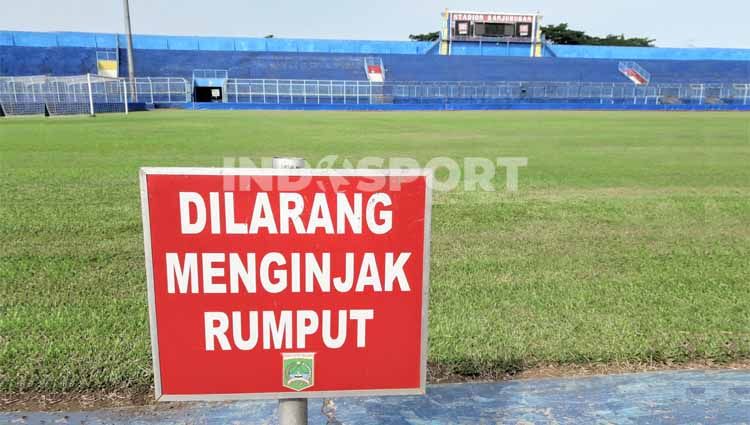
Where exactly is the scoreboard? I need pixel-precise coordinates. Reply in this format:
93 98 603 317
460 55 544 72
440 10 544 57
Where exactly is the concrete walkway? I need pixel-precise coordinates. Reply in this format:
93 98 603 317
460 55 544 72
3 370 749 424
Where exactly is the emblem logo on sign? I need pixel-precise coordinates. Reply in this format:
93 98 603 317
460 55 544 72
282 353 315 391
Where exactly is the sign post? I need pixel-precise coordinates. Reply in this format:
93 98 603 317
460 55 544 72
274 157 308 425
138 162 432 420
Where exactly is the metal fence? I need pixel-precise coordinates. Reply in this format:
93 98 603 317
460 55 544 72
224 79 750 106
384 81 750 105
2 75 749 115
193 69 229 80
130 77 191 103
0 75 98 104
0 75 190 116
225 79 384 104
0 75 128 115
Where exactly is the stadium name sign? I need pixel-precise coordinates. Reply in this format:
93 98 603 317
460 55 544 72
139 168 431 400
449 12 535 23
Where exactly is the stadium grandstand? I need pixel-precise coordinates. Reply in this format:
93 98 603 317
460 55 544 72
1 10 750 115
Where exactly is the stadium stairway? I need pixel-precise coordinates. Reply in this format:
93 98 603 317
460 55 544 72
618 61 650 85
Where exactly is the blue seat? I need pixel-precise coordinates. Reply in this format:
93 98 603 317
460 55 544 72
1 45 748 85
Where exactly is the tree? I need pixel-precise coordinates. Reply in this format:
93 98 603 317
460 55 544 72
592 34 655 47
540 23 588 45
409 32 440 42
541 23 654 47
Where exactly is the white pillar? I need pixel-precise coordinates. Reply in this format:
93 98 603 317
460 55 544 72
87 73 95 116
123 79 129 115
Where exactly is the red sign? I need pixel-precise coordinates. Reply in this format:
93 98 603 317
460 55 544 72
139 168 432 400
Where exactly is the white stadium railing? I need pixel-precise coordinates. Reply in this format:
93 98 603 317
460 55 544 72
130 77 191 104
1 75 748 116
224 79 750 106
0 75 190 116
385 81 750 105
225 79 385 104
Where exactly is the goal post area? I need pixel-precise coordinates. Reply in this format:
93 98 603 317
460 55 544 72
0 74 134 117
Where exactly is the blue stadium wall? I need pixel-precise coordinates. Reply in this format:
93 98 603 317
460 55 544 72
1 31 749 113
2 46 749 84
1 31 749 84
3 30 750 60
546 44 750 61
0 31 437 55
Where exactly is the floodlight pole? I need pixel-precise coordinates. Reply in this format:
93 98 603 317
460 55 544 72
122 0 136 100
272 156 308 425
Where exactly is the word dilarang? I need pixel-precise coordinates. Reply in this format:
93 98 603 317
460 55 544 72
179 191 394 235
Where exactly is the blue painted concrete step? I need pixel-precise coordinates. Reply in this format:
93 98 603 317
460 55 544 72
2 370 749 424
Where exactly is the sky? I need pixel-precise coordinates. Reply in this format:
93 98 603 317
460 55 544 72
1 0 749 48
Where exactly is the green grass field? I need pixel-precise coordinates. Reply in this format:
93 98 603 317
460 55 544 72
1 110 749 396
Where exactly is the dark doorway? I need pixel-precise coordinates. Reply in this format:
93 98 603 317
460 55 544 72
195 86 223 102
